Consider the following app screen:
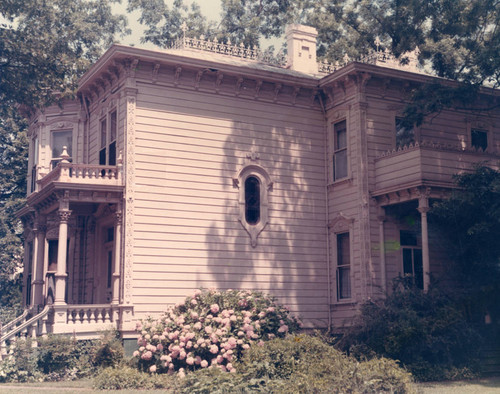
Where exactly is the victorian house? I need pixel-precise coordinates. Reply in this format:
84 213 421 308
2 24 499 353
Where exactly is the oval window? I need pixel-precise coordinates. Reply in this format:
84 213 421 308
245 176 260 225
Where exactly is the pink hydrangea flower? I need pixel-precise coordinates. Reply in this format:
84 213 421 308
201 360 208 368
150 365 157 373
209 344 219 354
278 324 289 333
186 356 195 365
210 304 220 314
141 351 153 360
133 350 139 357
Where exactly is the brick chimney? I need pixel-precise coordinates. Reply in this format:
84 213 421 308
285 24 318 74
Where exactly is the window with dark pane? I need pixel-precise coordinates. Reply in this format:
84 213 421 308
245 176 260 225
336 232 351 300
333 120 347 181
471 129 487 150
99 117 107 165
109 111 117 165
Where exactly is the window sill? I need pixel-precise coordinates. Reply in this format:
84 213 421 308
327 177 352 188
331 300 357 307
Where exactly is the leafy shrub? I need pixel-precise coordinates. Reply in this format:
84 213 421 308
93 366 177 390
91 330 124 369
0 331 125 383
0 338 44 383
179 335 416 393
338 280 482 381
134 289 301 375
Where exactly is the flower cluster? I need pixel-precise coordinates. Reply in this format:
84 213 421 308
134 289 301 375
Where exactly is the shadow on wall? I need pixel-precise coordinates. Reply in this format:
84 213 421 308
202 110 328 326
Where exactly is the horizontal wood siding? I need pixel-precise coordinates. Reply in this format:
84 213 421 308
130 82 328 326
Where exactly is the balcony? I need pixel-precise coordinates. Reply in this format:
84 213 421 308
38 162 123 191
373 141 500 195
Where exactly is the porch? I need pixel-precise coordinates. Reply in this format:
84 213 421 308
8 153 134 351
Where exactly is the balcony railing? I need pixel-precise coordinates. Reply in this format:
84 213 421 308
374 141 500 193
37 162 123 191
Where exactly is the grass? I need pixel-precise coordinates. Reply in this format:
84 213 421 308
0 379 174 393
2 376 500 393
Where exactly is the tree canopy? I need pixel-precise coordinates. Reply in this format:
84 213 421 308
0 0 129 115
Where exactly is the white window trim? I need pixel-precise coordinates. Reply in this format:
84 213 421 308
329 213 354 303
466 119 493 152
233 164 273 247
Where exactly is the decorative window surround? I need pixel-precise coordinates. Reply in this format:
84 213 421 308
233 164 273 247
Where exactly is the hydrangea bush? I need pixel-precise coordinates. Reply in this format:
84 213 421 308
134 289 301 375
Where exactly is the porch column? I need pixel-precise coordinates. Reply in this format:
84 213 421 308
32 215 47 307
54 209 71 305
377 207 387 294
112 209 122 304
418 197 430 292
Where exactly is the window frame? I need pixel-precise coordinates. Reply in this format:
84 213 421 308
332 119 348 182
336 232 351 301
400 230 423 289
471 128 488 151
99 109 118 166
233 164 273 247
50 129 73 169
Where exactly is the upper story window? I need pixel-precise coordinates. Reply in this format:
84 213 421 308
30 137 38 193
333 120 347 181
336 232 351 300
471 128 488 151
51 130 72 169
395 117 415 148
99 110 117 165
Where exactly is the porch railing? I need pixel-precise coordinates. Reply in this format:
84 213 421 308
0 305 52 360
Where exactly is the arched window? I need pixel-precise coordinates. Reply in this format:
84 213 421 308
245 176 260 224
233 164 272 247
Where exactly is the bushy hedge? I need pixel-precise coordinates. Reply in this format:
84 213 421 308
134 289 301 375
98 335 415 392
0 331 124 383
93 366 177 391
338 281 482 381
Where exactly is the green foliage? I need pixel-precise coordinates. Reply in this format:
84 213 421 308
179 335 415 393
93 366 177 390
127 0 217 47
0 331 126 383
0 338 44 383
91 330 124 369
135 289 301 375
0 0 130 113
338 280 482 381
430 166 500 325
0 276 22 324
